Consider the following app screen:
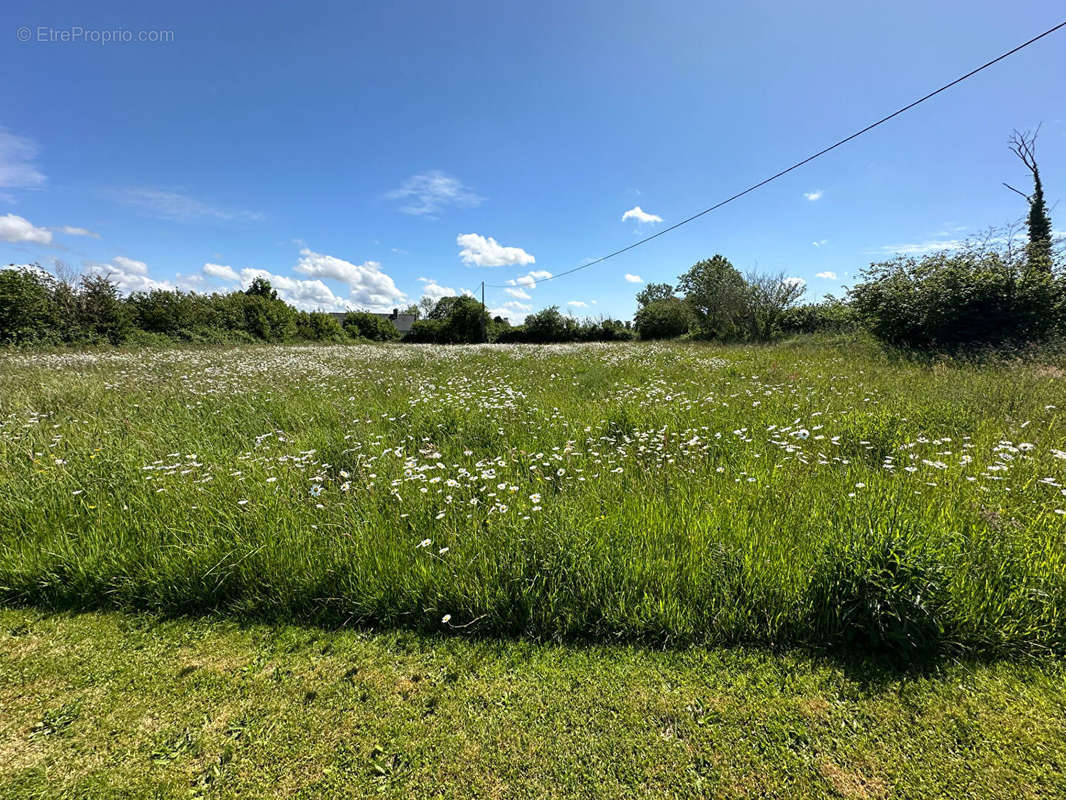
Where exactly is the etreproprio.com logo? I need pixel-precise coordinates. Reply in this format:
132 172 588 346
16 26 175 44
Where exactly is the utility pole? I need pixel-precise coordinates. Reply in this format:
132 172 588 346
480 281 487 343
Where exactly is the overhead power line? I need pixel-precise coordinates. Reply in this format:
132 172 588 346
486 19 1066 290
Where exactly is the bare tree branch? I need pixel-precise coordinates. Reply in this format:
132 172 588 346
1002 182 1031 201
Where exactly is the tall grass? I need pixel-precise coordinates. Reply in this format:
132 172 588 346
1 340 1064 656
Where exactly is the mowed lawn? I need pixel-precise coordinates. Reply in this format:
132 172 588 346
2 608 1066 799
1 340 1064 652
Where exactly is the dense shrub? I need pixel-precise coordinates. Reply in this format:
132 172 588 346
492 325 528 344
402 296 489 344
635 297 691 339
488 309 632 343
520 307 578 343
579 318 634 342
403 319 445 343
76 274 133 344
778 298 859 336
0 266 62 345
343 311 401 342
129 289 218 336
0 267 354 348
850 239 1064 350
297 311 347 342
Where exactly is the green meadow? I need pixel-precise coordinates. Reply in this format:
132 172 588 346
1 339 1064 655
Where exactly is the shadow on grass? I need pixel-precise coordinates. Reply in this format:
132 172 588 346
3 596 1060 695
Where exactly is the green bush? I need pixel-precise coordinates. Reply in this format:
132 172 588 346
521 307 579 343
0 266 62 345
403 319 445 343
296 311 347 342
492 324 527 343
778 299 858 336
850 239 1064 350
343 312 401 342
635 297 691 340
404 296 489 343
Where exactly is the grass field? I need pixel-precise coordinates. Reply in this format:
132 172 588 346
3 608 1066 799
1 339 1065 655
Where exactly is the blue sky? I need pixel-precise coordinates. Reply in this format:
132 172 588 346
2 1 1064 321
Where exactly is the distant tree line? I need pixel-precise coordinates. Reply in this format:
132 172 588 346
2 130 1059 352
0 271 358 347
0 268 636 348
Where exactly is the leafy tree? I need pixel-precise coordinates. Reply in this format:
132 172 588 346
635 282 675 307
0 265 60 344
77 273 131 343
743 272 806 340
406 296 490 343
417 296 436 318
244 277 278 300
426 296 459 321
676 255 748 339
634 297 691 339
439 295 489 343
402 303 421 319
240 294 298 341
522 306 579 343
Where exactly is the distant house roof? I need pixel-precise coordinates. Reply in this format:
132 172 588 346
329 309 417 334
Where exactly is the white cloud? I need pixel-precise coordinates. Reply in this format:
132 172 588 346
509 269 553 289
804 190 823 201
239 268 349 312
421 281 458 304
294 248 406 309
113 188 262 222
504 287 531 299
621 206 663 224
457 233 535 268
624 273 643 283
879 239 965 255
112 256 148 275
815 271 837 279
52 225 100 238
386 171 483 216
812 239 827 247
0 213 52 245
784 276 806 288
86 256 174 293
488 300 534 323
567 300 589 308
203 262 240 282
0 129 46 189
